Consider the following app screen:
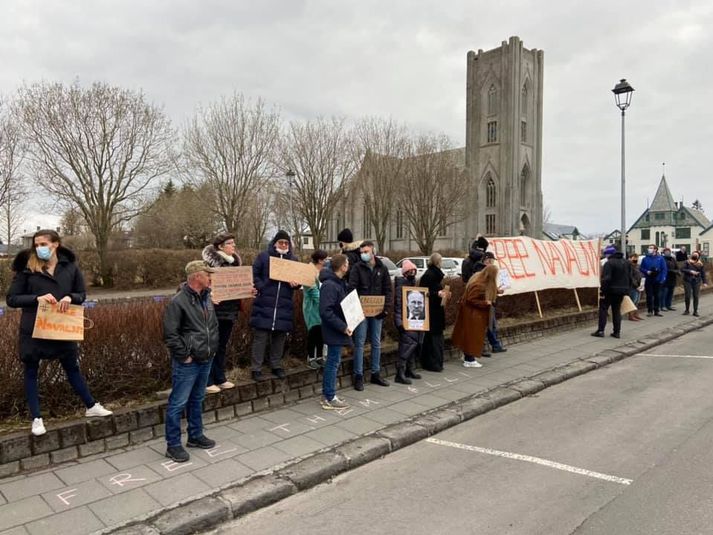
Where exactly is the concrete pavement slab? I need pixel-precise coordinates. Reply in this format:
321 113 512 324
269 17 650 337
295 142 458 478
41 478 112 512
192 458 253 488
144 472 211 507
304 426 357 447
272 435 326 457
0 496 53 531
0 473 65 502
236 446 293 472
54 458 117 486
25 505 104 535
88 488 161 527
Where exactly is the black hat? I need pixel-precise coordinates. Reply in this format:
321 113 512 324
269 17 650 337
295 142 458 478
484 251 496 260
337 228 353 243
273 229 290 243
475 236 489 250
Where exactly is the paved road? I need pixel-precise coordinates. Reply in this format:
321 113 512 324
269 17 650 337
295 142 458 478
207 325 713 535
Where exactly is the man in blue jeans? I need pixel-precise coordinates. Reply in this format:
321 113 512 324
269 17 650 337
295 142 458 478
163 261 220 462
348 241 392 390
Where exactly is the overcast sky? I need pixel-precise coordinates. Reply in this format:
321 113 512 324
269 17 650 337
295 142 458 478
2 0 711 237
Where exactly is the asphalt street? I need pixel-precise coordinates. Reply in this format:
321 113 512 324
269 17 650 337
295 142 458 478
206 324 713 535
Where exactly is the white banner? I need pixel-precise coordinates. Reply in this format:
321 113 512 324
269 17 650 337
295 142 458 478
487 237 602 295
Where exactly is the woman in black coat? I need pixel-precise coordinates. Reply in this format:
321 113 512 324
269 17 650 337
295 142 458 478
6 229 112 437
419 253 447 371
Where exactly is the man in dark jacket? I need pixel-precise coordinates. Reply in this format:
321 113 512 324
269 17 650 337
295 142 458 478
337 228 363 278
163 260 220 462
660 248 679 311
319 254 352 410
592 247 631 339
249 230 299 381
348 240 392 390
461 237 488 284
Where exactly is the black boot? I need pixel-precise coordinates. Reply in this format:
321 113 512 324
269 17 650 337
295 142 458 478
394 367 412 385
370 373 390 387
405 363 421 380
354 374 364 391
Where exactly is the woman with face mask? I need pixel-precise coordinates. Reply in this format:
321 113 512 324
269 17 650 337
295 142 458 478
393 259 423 384
6 229 113 437
681 252 707 316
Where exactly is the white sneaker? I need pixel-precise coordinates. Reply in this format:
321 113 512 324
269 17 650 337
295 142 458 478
32 418 46 436
218 381 235 390
85 403 113 417
205 385 221 394
463 359 483 368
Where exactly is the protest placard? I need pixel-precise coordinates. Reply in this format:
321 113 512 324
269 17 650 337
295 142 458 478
402 287 430 332
269 257 318 287
32 303 90 341
360 296 385 317
341 290 365 332
210 266 254 301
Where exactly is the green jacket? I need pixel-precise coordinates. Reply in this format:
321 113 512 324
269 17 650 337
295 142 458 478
302 275 321 330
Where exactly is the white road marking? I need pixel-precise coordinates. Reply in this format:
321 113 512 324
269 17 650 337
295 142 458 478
638 353 713 360
426 438 633 486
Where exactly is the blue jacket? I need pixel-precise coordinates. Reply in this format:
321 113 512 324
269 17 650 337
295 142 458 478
319 269 352 347
249 237 298 332
639 253 667 284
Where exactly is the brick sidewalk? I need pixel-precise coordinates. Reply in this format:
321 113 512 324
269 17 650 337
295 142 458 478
0 295 711 535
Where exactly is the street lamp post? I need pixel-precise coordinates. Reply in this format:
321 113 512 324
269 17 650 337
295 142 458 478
285 169 296 246
612 79 634 255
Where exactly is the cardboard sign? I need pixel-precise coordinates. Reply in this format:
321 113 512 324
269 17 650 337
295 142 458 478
402 287 430 332
269 257 317 287
210 266 254 301
360 296 385 317
341 290 365 332
32 303 90 341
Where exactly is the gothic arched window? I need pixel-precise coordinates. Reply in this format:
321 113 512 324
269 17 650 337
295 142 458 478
486 176 496 208
487 85 498 115
520 165 530 207
521 82 528 115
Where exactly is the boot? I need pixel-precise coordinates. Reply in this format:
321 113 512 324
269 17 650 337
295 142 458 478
354 374 364 391
370 373 390 387
405 363 421 380
394 367 412 385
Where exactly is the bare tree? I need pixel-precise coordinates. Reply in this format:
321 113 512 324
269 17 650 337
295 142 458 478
238 182 273 250
0 103 27 248
278 117 355 249
352 117 409 253
183 93 280 234
16 81 174 284
399 134 465 254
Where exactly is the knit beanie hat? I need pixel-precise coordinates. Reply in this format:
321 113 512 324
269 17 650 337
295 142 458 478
337 228 354 243
474 236 489 250
603 245 617 256
273 229 290 243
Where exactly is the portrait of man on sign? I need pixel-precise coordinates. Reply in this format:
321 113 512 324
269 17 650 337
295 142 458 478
402 287 429 331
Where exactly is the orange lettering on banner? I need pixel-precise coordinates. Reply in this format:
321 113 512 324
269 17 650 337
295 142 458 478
35 318 83 334
491 238 535 280
490 239 514 278
560 239 583 275
512 239 536 279
577 240 600 277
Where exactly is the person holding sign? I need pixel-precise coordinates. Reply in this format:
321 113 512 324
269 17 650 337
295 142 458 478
7 229 112 437
249 230 299 381
318 254 352 410
393 260 423 384
302 250 328 369
202 233 245 393
348 241 392 390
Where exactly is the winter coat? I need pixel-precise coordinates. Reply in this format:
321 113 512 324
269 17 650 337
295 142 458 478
319 269 352 347
419 265 446 334
341 240 363 278
682 260 707 285
394 276 422 346
601 253 632 295
452 282 491 357
202 244 242 321
639 254 667 284
7 247 87 363
675 250 689 262
630 264 642 290
348 256 392 319
662 255 679 288
163 283 219 363
302 269 322 331
249 236 299 332
461 249 485 283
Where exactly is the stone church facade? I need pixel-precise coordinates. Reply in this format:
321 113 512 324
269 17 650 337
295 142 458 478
323 36 544 252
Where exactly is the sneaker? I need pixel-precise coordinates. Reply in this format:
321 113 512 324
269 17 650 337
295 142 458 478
165 445 190 462
683 310 690 315
85 403 112 417
590 331 604 338
492 347 508 353
610 332 620 339
666 307 676 311
251 370 263 382
320 396 350 410
187 435 216 449
307 358 322 370
481 351 492 358
646 312 653 317
463 359 483 368
205 385 221 394
693 312 700 317
31 418 46 436
218 381 235 390
272 368 286 380
654 313 663 317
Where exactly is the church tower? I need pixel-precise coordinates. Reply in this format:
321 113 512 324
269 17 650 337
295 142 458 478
465 36 544 242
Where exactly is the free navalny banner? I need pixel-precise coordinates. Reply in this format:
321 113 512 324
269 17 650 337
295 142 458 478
487 237 602 295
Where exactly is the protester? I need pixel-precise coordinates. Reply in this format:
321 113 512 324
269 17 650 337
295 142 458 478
393 259 423 384
461 237 488 284
202 232 243 394
640 244 667 317
591 246 631 339
7 229 113 437
660 247 679 311
348 240 392 390
482 252 507 356
303 249 328 369
337 228 363 278
318 254 352 410
419 253 448 372
250 230 299 381
682 252 707 316
675 246 689 263
627 253 643 321
452 264 499 368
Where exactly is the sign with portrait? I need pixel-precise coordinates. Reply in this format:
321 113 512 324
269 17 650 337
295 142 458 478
402 287 429 332
210 266 254 301
360 296 385 317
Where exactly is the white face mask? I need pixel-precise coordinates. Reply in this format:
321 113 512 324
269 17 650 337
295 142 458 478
648 248 655 254
276 247 289 255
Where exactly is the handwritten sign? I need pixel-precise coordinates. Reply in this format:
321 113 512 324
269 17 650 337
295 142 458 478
360 296 385 317
487 237 601 295
32 303 89 341
340 289 365 332
211 266 254 301
269 257 318 287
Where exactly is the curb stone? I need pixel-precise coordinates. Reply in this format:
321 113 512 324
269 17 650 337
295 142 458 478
101 314 713 535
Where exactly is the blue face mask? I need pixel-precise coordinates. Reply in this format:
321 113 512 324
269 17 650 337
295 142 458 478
361 253 372 262
36 246 52 261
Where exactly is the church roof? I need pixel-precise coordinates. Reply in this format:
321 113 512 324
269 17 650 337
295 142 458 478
682 207 710 228
701 223 713 236
649 175 676 212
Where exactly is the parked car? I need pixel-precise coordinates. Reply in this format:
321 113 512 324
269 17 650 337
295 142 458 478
443 257 464 276
377 256 400 282
396 257 459 279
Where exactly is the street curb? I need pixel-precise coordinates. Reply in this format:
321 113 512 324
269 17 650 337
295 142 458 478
99 314 713 535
